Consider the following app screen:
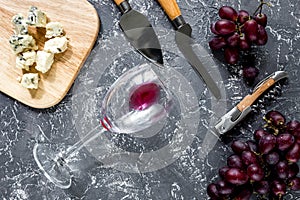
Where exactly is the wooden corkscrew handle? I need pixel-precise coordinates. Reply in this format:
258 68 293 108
113 0 126 6
157 0 182 21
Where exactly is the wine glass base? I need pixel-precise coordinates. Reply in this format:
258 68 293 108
33 143 72 189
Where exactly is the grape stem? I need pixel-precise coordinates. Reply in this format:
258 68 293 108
253 0 272 16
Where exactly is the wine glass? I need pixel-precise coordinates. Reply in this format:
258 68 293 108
33 63 173 189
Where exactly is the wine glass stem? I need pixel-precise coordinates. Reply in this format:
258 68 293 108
62 124 106 161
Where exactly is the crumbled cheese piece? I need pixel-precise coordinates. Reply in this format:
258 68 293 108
21 73 39 89
9 34 38 54
11 13 28 35
27 6 47 27
45 22 64 38
35 51 54 73
16 50 36 71
44 36 68 54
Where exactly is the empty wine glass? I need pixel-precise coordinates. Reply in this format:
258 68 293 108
33 63 173 189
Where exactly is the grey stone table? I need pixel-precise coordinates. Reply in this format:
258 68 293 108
1 0 299 199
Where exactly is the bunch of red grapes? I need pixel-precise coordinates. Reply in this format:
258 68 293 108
207 111 300 200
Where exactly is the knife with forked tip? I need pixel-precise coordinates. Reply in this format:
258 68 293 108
155 0 221 100
113 0 164 66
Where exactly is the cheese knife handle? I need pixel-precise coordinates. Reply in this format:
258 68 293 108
113 0 126 6
157 0 182 21
113 0 132 14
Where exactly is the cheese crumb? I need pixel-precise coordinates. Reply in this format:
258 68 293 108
27 6 47 27
44 36 68 54
11 13 28 35
35 51 54 73
9 34 38 54
21 73 39 89
45 22 64 38
16 50 36 71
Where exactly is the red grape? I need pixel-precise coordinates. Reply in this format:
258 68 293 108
275 160 289 179
219 166 230 179
231 140 249 154
215 19 236 35
227 154 244 169
254 129 268 141
254 180 269 195
241 151 257 166
232 187 252 200
288 177 300 191
207 183 220 199
210 22 220 35
246 140 258 153
224 47 239 64
247 163 264 182
243 19 259 42
254 13 268 27
242 66 259 82
255 24 268 45
286 143 300 163
237 10 250 24
286 120 300 133
265 110 286 127
276 133 295 151
216 180 234 197
258 134 276 154
218 6 238 21
209 37 226 50
239 33 251 50
226 32 240 47
265 151 280 165
287 163 299 178
271 180 286 197
225 168 249 185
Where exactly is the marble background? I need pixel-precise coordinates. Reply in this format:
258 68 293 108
1 0 299 199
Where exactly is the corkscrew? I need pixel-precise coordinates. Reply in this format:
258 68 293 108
215 71 288 135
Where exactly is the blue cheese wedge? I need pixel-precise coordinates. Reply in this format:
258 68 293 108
27 6 47 27
35 51 54 73
9 34 38 54
45 22 64 38
16 50 36 71
44 36 68 54
20 73 39 89
11 13 28 35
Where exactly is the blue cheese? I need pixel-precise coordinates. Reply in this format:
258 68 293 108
44 36 68 54
16 50 36 71
9 34 38 54
20 73 39 89
11 13 28 35
27 6 47 27
35 51 54 73
45 22 64 38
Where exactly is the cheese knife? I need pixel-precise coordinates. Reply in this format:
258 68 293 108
155 0 221 100
113 0 163 65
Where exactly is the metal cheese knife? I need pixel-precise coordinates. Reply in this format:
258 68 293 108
113 0 163 65
215 71 288 135
155 0 221 100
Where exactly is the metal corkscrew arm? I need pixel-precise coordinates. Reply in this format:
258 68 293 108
215 71 288 135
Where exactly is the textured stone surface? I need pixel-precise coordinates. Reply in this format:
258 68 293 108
1 0 300 199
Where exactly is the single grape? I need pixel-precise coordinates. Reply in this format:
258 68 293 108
216 179 234 197
210 22 220 35
247 163 264 182
265 110 286 127
254 129 268 141
239 33 251 50
287 163 299 179
258 134 277 154
286 142 300 163
225 168 249 185
275 160 289 179
226 32 240 47
207 183 220 199
209 37 227 50
231 140 249 154
243 19 259 42
290 124 300 143
237 10 250 24
254 13 268 27
286 120 300 133
242 66 259 82
254 180 269 195
288 177 300 191
255 24 268 46
218 6 238 21
224 47 239 64
246 140 258 153
271 180 286 197
219 166 230 179
227 154 244 169
215 19 237 35
276 133 295 151
264 151 280 165
241 150 257 166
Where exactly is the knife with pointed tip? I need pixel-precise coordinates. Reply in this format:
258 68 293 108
155 0 221 100
113 0 164 65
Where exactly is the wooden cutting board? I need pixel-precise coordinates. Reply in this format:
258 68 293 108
0 0 100 108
